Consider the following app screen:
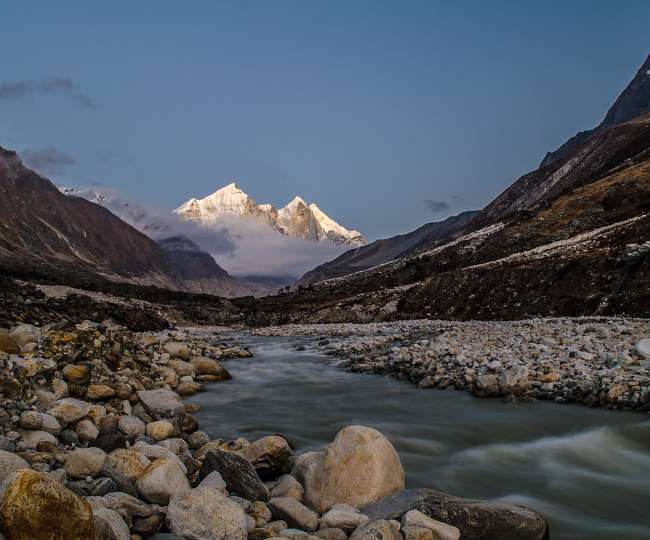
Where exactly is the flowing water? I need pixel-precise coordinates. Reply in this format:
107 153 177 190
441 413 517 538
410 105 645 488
188 335 650 540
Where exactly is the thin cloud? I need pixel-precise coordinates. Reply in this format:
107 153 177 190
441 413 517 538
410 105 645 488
424 199 451 214
0 78 96 109
62 185 348 278
22 146 75 176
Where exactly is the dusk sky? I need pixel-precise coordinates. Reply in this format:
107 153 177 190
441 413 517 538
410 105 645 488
1 1 648 240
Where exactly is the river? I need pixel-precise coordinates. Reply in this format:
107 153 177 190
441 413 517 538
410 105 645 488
188 334 650 540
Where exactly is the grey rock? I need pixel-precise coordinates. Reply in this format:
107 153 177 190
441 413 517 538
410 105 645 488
349 519 400 540
268 496 320 531
167 487 248 540
362 488 548 540
136 389 185 419
199 449 269 502
0 449 29 483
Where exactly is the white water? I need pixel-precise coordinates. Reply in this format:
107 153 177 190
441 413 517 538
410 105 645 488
188 335 650 540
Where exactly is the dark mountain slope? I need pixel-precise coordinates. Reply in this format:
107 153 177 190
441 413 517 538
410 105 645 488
298 211 477 286
598 53 650 130
0 147 178 286
248 55 650 324
0 147 253 297
158 236 254 297
474 55 650 227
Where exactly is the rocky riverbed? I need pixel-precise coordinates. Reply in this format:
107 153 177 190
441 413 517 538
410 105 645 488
0 319 550 539
253 318 650 411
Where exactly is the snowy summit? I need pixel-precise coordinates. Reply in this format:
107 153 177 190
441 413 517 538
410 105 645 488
174 183 366 246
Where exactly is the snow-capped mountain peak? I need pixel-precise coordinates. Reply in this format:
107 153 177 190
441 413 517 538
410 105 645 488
174 182 256 221
175 183 366 246
309 203 364 244
284 195 308 209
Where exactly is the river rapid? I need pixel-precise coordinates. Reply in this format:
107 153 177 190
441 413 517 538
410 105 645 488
188 334 650 540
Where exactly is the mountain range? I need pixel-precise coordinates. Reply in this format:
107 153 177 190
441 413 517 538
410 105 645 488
174 183 366 246
0 53 648 323
296 54 650 289
250 53 650 323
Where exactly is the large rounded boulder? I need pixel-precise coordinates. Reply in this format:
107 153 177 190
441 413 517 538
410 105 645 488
0 469 95 540
293 425 404 513
167 487 248 540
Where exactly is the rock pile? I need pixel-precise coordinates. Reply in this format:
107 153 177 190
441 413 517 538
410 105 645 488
254 318 650 410
0 319 549 539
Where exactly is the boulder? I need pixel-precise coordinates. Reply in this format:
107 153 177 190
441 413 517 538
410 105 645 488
314 529 348 540
402 526 434 540
268 497 319 531
117 415 146 438
349 520 401 540
39 413 62 434
94 430 127 453
169 360 195 377
243 435 292 479
137 389 185 419
17 429 58 449
146 420 175 441
49 397 91 423
13 357 56 378
188 430 210 449
10 324 41 347
64 447 107 479
362 489 549 540
635 338 650 359
102 465 139 498
198 471 227 492
0 469 95 540
293 426 404 512
136 458 191 504
402 510 460 540
498 366 530 394
199 449 269 502
93 507 130 540
321 504 370 532
62 364 93 385
76 419 99 442
0 450 29 483
132 441 186 471
0 329 20 353
176 381 204 396
87 384 116 401
19 410 42 430
107 448 151 481
270 474 304 501
104 491 154 517
475 374 499 396
190 356 232 379
164 342 190 360
167 487 248 539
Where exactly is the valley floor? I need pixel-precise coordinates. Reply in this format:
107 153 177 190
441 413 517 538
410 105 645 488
253 318 650 411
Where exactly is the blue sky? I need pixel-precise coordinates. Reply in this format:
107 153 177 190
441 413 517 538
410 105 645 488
1 1 648 240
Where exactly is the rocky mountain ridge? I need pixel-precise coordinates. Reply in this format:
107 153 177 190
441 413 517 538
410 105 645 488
0 150 255 298
249 55 650 323
297 53 650 289
174 183 366 246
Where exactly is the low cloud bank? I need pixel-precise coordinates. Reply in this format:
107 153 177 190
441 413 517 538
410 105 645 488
65 186 348 278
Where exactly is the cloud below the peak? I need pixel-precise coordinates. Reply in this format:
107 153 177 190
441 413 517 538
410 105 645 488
63 185 348 279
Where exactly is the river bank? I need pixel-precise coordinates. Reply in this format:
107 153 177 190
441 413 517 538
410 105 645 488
0 320 550 539
252 318 650 411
